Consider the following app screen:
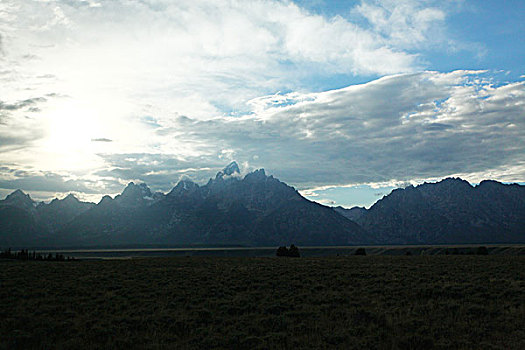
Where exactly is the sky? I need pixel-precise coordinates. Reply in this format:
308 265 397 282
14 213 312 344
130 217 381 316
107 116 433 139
0 0 524 208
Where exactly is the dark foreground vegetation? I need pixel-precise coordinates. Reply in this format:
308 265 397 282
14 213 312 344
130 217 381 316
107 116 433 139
1 256 524 349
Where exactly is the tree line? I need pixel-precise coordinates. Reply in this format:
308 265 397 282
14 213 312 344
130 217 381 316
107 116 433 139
0 248 75 261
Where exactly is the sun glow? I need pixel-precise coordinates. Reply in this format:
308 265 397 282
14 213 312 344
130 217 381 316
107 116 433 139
38 100 107 171
46 101 97 149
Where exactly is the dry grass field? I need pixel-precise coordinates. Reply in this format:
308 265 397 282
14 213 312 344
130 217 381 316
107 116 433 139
1 255 524 349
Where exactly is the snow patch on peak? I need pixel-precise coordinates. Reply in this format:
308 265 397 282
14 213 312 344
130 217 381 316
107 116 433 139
223 161 240 176
215 161 242 180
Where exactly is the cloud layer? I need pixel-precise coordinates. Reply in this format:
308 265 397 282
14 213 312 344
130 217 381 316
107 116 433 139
119 70 523 191
4 69 522 202
0 1 523 204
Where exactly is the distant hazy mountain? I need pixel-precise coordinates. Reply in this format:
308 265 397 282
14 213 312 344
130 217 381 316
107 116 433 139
0 191 94 247
334 206 367 222
38 194 94 233
353 178 525 244
1 166 524 248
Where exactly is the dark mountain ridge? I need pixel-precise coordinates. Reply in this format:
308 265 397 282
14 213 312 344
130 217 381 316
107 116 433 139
350 178 525 244
1 165 524 248
0 162 369 248
0 191 93 247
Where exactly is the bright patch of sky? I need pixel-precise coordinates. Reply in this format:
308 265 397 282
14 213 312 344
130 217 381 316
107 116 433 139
300 184 396 209
0 0 524 207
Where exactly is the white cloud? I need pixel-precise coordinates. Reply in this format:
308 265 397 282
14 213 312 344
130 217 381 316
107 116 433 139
354 0 447 49
1 1 522 202
0 0 428 120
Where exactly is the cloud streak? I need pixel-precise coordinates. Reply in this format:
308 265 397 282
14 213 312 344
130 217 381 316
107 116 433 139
91 138 112 143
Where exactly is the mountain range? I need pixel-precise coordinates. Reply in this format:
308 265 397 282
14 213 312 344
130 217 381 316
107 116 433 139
1 162 524 248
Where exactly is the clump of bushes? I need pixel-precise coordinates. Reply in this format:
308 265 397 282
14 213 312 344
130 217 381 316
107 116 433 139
276 244 300 257
476 246 489 255
354 248 367 256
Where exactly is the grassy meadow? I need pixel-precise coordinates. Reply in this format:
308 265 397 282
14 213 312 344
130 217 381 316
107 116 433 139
1 255 524 349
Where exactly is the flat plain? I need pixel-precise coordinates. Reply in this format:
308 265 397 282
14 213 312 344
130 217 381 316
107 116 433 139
1 255 524 349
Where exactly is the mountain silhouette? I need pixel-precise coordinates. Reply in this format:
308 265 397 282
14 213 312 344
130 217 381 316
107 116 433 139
347 178 525 244
0 192 93 247
1 166 524 248
24 163 368 247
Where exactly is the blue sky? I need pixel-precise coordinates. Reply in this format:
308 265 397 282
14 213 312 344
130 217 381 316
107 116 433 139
0 0 524 207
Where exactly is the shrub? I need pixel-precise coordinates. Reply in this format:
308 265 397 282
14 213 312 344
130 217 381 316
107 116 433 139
276 246 289 257
476 246 489 255
354 248 366 256
288 244 300 258
276 245 301 257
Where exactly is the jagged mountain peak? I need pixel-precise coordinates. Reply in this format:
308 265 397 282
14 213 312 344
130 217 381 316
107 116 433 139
124 181 150 190
98 195 114 205
244 168 267 181
215 161 241 179
177 177 196 185
168 178 200 197
63 193 80 202
120 182 152 199
424 177 472 189
49 193 80 205
112 182 164 207
6 189 30 200
3 189 35 209
223 161 240 175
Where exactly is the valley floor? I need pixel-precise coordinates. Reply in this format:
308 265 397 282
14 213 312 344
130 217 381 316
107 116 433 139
1 256 524 349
